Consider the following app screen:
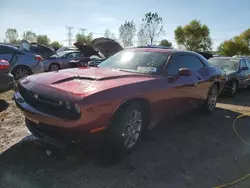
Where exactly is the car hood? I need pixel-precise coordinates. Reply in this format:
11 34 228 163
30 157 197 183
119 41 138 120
74 37 123 58
21 67 154 97
223 70 237 75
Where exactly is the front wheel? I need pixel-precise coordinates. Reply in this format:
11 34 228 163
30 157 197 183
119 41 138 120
49 63 61 71
201 84 218 114
228 80 237 97
108 103 147 153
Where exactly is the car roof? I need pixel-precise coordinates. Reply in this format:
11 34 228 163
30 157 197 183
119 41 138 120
210 56 242 60
0 44 18 49
129 47 199 55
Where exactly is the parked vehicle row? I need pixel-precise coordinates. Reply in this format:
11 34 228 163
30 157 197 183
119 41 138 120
14 46 226 152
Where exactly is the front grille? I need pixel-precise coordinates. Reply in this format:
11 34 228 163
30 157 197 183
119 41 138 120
18 83 80 120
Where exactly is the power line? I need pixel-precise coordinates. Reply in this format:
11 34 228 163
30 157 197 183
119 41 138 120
65 26 74 47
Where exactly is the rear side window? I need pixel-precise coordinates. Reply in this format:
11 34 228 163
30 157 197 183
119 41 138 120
0 46 14 54
167 55 204 75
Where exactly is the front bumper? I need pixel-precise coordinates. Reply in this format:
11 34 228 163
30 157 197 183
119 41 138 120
14 91 105 147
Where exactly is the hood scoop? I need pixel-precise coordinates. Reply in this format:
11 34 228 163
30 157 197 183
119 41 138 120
52 76 97 85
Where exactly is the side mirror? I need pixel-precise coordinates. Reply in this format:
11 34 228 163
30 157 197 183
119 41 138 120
179 68 192 76
241 66 249 70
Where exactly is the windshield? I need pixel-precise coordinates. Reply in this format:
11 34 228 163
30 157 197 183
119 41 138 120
98 50 169 75
209 58 239 72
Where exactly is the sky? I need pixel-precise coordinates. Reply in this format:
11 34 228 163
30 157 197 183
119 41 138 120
0 0 250 50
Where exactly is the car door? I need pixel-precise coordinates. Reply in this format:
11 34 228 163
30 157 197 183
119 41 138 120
239 59 250 87
164 54 206 116
241 59 250 86
62 52 82 68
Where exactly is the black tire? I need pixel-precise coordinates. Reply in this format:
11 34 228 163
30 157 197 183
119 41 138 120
228 80 237 97
49 63 61 71
107 102 147 153
201 84 218 114
12 66 32 80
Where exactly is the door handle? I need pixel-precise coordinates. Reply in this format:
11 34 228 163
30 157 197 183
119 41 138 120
197 76 202 80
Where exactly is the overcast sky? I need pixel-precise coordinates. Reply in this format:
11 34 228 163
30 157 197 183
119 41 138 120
1 0 250 49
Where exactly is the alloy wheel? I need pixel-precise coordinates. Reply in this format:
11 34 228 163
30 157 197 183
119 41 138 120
207 87 217 111
15 68 30 80
231 82 237 95
50 64 60 71
122 109 142 149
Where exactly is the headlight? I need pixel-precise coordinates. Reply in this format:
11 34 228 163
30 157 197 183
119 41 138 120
65 101 72 109
74 104 81 114
64 101 81 114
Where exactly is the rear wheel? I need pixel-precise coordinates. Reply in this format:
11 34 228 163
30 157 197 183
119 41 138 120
12 66 32 80
108 103 147 153
201 84 218 114
49 63 61 71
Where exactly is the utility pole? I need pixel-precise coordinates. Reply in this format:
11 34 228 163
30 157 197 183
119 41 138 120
65 26 74 47
79 28 86 35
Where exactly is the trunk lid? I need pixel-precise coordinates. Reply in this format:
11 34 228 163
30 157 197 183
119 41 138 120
74 37 123 58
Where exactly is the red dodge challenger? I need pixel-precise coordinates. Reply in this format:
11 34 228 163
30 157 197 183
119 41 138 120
14 46 226 152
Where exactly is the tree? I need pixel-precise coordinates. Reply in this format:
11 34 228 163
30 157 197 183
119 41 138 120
239 29 250 47
119 20 136 47
36 35 50 45
137 27 148 46
5 28 19 43
104 29 117 40
50 41 63 48
141 12 165 45
174 20 212 51
23 31 36 42
75 30 93 44
218 37 249 56
159 39 172 47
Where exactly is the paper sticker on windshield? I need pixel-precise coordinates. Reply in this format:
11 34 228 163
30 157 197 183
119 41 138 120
137 66 157 72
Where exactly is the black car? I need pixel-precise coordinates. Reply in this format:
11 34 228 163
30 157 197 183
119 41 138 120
209 57 250 97
0 59 14 93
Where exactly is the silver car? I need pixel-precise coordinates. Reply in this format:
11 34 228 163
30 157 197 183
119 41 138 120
209 57 250 97
41 50 83 71
0 44 44 79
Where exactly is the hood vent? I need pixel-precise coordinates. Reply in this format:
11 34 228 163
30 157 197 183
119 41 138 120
52 76 97 84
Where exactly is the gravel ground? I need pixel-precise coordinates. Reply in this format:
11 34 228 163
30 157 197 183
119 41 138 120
1 90 250 188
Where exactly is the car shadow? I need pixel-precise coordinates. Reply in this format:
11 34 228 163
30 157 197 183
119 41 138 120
0 99 9 112
1 108 250 188
218 88 250 107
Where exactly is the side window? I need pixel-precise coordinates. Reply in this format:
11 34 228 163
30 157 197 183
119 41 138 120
240 59 247 68
67 52 80 58
244 59 250 67
167 55 204 76
0 46 14 54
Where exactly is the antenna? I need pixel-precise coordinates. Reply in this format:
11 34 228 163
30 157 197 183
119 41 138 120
65 26 74 47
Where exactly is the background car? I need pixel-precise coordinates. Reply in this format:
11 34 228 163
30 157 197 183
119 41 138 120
0 44 44 80
209 57 250 96
0 59 14 93
41 50 83 71
14 47 226 152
